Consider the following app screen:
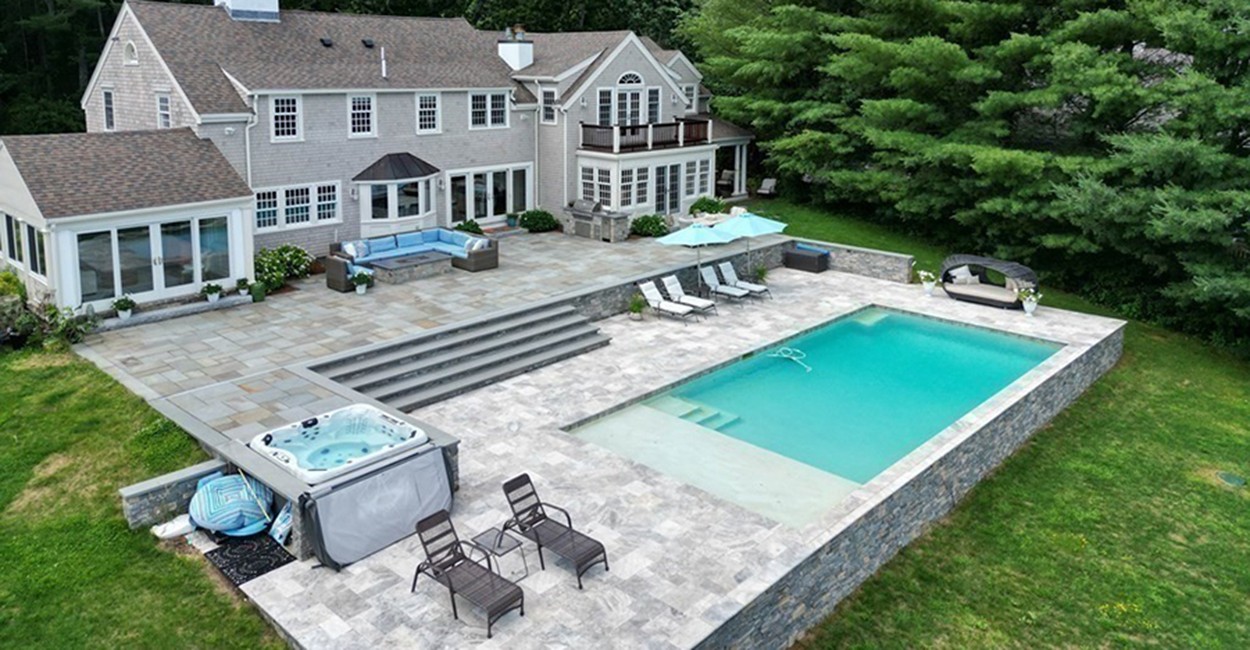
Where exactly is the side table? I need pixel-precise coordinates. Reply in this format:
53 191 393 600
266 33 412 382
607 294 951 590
471 527 530 582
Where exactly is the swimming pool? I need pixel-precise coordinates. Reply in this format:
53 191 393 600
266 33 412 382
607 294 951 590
572 307 1060 525
249 404 430 485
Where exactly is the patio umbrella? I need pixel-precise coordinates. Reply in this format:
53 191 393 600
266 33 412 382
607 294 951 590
656 224 739 289
713 213 787 268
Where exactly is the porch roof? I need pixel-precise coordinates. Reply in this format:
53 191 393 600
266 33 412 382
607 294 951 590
352 153 441 182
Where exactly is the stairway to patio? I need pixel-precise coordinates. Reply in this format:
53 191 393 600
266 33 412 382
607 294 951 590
309 303 610 412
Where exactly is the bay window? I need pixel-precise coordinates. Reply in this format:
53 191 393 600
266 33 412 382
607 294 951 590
363 177 436 221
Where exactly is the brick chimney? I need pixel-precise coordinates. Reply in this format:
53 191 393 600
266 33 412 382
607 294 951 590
497 25 533 71
215 0 280 23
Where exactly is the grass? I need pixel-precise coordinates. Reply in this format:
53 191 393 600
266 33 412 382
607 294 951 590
0 350 281 649
750 199 1250 648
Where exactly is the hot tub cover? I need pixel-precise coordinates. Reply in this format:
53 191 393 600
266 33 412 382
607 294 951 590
188 472 273 536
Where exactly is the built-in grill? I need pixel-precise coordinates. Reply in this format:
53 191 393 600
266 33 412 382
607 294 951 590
566 199 630 243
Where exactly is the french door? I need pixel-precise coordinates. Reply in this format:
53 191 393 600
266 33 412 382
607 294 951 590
616 89 642 125
447 168 529 225
654 164 681 214
76 216 233 307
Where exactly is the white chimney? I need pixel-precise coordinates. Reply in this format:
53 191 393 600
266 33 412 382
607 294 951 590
215 0 280 23
497 24 533 71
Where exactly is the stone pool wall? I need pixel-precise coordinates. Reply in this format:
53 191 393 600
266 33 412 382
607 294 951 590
694 325 1125 649
118 459 228 528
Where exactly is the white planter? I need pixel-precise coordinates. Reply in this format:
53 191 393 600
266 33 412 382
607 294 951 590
629 311 644 321
206 293 220 303
922 281 936 297
355 284 368 295
118 309 132 320
1023 299 1038 316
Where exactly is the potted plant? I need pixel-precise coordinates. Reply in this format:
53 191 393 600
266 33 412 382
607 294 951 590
201 283 223 303
754 264 769 284
351 271 372 296
249 282 267 303
1017 286 1043 316
917 269 938 296
627 293 646 321
506 213 518 228
235 278 249 295
112 295 136 320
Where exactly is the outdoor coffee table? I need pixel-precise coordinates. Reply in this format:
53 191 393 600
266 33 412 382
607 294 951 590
369 252 453 284
471 527 530 582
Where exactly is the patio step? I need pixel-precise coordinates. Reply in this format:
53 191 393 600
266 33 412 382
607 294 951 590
345 318 599 393
312 304 582 381
386 334 612 413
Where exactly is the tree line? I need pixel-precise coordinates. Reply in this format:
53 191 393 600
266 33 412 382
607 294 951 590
687 0 1250 348
0 0 694 135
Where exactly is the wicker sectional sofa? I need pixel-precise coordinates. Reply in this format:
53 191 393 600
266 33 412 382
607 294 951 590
326 228 498 291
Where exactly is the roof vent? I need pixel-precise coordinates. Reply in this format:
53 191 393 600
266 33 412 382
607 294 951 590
320 37 333 48
362 38 375 49
214 0 280 23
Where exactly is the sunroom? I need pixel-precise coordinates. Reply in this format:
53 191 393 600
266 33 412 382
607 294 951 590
0 130 253 311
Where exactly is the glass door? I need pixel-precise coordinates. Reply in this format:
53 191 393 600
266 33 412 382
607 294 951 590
450 175 467 223
116 226 155 296
654 164 682 214
158 221 195 291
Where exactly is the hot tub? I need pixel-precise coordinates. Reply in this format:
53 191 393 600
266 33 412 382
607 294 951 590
249 404 430 485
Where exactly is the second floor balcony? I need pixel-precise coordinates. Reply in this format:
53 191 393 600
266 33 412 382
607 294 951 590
580 118 712 154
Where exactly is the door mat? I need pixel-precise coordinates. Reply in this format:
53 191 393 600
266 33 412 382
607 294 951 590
205 535 295 586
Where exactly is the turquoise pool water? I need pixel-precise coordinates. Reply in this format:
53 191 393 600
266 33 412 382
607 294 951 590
623 308 1058 484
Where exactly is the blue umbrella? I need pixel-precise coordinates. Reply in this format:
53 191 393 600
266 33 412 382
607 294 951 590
713 213 787 267
657 224 739 288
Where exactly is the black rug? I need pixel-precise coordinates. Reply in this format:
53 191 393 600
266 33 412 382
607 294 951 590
205 535 295 587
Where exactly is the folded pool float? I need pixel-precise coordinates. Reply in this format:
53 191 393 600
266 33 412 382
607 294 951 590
188 472 273 537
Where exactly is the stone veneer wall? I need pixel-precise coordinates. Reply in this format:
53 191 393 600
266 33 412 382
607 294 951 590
694 326 1125 649
118 459 228 529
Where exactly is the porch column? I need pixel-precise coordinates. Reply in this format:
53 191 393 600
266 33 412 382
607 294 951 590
735 144 748 196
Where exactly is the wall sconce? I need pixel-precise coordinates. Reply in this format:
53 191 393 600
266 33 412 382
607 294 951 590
437 177 446 190
349 186 358 200
579 97 587 108
224 127 236 136
671 94 677 105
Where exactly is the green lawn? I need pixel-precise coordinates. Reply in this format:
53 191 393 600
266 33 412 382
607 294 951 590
0 350 281 649
750 200 1250 648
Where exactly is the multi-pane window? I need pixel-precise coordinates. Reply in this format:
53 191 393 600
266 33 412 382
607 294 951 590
349 95 375 137
620 169 634 207
316 184 338 221
416 93 440 133
685 161 698 197
541 89 557 124
25 224 46 277
648 88 660 124
684 85 697 109
155 93 171 129
4 214 22 265
635 168 649 206
598 89 612 126
366 178 435 220
470 92 508 128
284 188 311 224
255 191 279 229
597 168 611 207
103 90 115 131
698 159 711 195
580 167 595 201
272 96 300 140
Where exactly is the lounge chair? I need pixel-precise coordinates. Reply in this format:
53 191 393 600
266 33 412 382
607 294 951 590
638 281 698 324
757 178 778 197
661 275 717 316
502 474 609 589
412 510 524 638
718 262 771 299
699 266 749 302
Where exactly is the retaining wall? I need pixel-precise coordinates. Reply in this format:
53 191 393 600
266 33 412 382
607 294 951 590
118 459 228 529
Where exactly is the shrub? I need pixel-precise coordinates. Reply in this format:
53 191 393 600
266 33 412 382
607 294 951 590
455 220 485 235
630 214 669 237
519 209 560 232
1 298 96 349
690 196 727 215
254 245 312 292
0 268 26 302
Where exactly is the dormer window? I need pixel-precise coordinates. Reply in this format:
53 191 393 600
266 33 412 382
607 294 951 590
123 41 138 65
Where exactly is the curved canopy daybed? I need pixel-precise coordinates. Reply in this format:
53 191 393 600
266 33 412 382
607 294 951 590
939 255 1038 309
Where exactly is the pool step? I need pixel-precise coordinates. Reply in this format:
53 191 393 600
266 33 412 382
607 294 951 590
650 396 741 431
695 411 741 431
647 395 703 419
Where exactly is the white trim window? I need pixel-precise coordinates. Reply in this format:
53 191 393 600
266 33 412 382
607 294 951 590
541 89 557 124
620 169 635 208
580 166 611 207
685 161 698 198
597 89 612 126
684 84 697 111
648 88 661 124
581 167 595 202
271 96 302 141
470 92 509 129
348 94 376 138
25 224 47 278
619 166 650 209
698 159 711 195
155 93 172 129
254 181 340 231
634 168 649 207
4 213 23 267
103 89 115 131
416 93 441 134
362 177 436 221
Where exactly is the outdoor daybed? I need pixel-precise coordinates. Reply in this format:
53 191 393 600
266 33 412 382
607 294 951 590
939 254 1037 309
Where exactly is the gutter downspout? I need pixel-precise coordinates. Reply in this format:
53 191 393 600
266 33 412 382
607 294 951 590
243 95 259 281
562 106 569 208
532 82 540 211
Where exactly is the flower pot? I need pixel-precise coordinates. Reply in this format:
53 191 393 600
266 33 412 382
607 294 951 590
355 284 368 295
506 216 518 228
250 284 266 303
118 309 132 320
1023 299 1038 316
922 281 936 297
206 292 220 303
628 311 643 321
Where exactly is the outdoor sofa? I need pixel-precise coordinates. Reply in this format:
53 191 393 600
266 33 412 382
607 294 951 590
939 254 1037 309
326 228 498 291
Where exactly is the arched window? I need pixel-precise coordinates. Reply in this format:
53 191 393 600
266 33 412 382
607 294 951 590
617 72 643 85
123 41 138 65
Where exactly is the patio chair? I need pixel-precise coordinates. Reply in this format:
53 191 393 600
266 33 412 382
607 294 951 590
718 262 771 299
638 281 699 324
412 510 524 638
502 474 609 589
757 178 778 197
661 275 717 316
699 266 749 302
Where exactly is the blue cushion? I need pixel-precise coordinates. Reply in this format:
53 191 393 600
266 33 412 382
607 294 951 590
369 236 398 254
396 232 424 249
347 264 374 277
796 243 830 256
429 242 468 258
422 230 441 243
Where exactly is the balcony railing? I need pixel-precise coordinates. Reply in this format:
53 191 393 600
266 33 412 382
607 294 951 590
579 118 712 153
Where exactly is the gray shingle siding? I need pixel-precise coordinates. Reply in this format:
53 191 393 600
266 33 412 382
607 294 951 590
84 9 196 134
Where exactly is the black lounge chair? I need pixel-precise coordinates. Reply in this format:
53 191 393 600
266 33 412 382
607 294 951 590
412 510 524 638
939 254 1038 310
501 474 609 589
